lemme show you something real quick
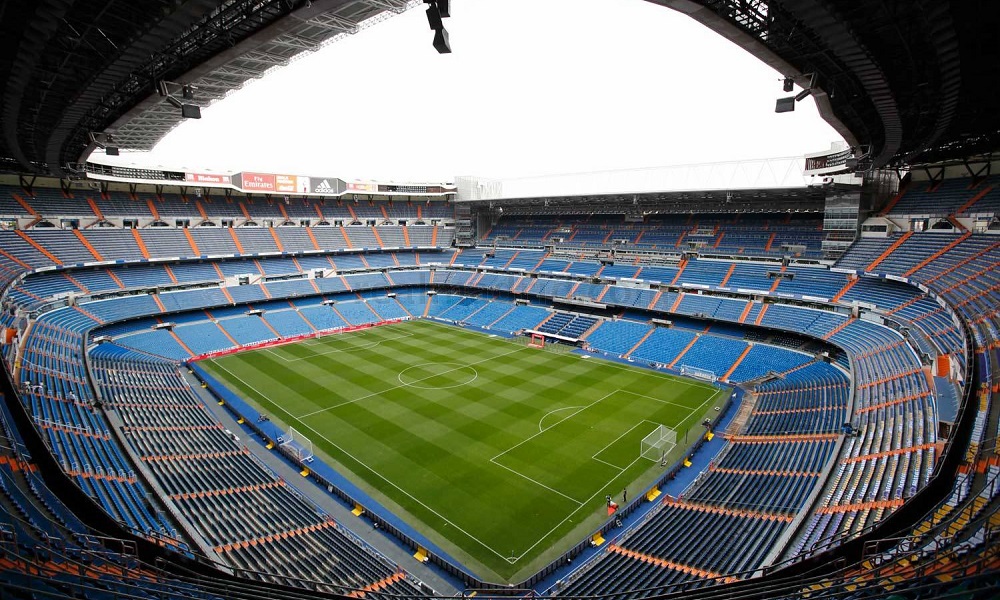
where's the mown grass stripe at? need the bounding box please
[200,319,718,580]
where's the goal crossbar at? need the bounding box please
[280,426,314,463]
[641,424,677,462]
[527,332,545,348]
[680,364,718,383]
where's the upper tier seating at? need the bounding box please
[887,175,1000,216]
[0,184,453,223]
[481,213,825,258]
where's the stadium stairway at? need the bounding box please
[3,219,996,596]
[177,367,460,595]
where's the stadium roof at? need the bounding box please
[0,0,997,177]
[458,184,832,215]
[0,0,415,176]
[661,0,1000,168]
[454,156,858,201]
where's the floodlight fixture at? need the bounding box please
[181,104,202,119]
[423,0,451,54]
[433,27,451,54]
[426,4,444,30]
[165,95,202,119]
[782,77,794,92]
[88,131,119,155]
[775,73,817,113]
[775,97,796,113]
[158,80,202,119]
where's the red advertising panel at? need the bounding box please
[241,172,276,192]
[275,174,298,193]
[185,172,231,185]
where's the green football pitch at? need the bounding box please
[200,319,722,581]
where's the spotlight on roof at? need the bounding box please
[426,4,444,29]
[775,73,817,113]
[164,95,202,119]
[181,103,202,119]
[782,77,794,93]
[158,80,202,119]
[423,0,451,54]
[432,28,451,54]
[775,97,796,113]
[88,131,119,155]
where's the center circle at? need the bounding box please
[397,362,478,389]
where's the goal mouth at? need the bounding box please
[679,364,719,383]
[641,424,678,462]
[528,332,545,349]
[279,426,315,463]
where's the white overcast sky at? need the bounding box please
[130,0,842,183]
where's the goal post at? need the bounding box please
[280,426,314,463]
[527,332,545,349]
[641,424,677,462]
[680,364,718,383]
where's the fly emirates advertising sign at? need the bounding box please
[237,172,342,195]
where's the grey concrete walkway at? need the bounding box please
[181,369,462,597]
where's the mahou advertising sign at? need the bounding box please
[185,173,231,185]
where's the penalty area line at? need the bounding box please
[298,345,527,418]
[590,419,662,471]
[208,359,519,563]
[491,389,622,463]
[263,329,415,362]
[488,458,584,506]
[512,451,651,564]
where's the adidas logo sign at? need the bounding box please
[314,179,335,193]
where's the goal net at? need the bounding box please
[680,364,718,383]
[641,424,677,462]
[279,426,314,463]
[528,333,545,349]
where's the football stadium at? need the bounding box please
[0,1,998,599]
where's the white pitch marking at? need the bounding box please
[207,359,519,562]
[491,390,622,463]
[589,419,662,470]
[488,458,584,505]
[299,345,526,417]
[397,363,479,390]
[588,355,719,392]
[211,321,730,565]
[264,329,414,362]
[537,405,582,433]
